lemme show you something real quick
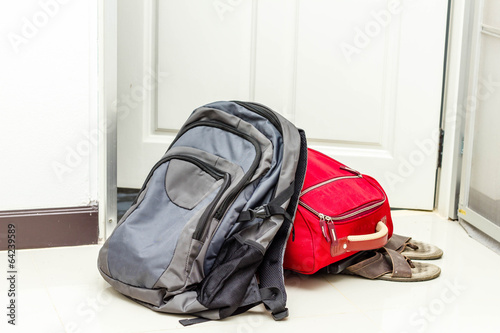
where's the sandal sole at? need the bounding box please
[341,261,441,282]
[377,261,441,282]
[401,240,443,260]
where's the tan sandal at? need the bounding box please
[386,234,443,260]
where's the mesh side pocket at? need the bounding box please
[197,234,264,319]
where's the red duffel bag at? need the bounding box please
[283,148,393,274]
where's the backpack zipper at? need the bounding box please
[132,154,225,206]
[193,173,232,241]
[233,101,283,135]
[129,152,233,241]
[168,119,262,221]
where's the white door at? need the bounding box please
[117,0,448,210]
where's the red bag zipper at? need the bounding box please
[299,171,386,244]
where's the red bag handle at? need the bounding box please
[344,221,389,251]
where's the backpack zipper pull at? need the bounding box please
[318,214,331,243]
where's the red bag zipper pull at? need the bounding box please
[339,165,361,176]
[318,214,331,243]
[325,217,338,246]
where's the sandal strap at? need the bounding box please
[344,252,392,279]
[344,248,412,279]
[385,234,413,252]
[383,248,412,278]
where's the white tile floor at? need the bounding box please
[2,210,500,333]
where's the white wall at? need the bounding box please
[0,0,99,210]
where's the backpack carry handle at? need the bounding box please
[344,221,389,251]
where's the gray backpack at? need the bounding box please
[98,101,307,324]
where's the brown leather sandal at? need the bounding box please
[386,234,443,260]
[341,247,441,282]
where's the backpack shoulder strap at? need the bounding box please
[257,129,308,320]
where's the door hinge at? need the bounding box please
[437,129,445,168]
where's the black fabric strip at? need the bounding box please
[237,181,296,223]
[269,181,295,207]
[260,287,289,321]
[178,317,212,326]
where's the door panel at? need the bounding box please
[118,0,448,209]
[156,0,253,132]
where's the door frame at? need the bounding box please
[100,0,470,240]
[457,0,500,241]
[436,0,474,220]
[98,0,118,242]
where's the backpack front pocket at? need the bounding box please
[106,154,233,289]
[166,158,226,210]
